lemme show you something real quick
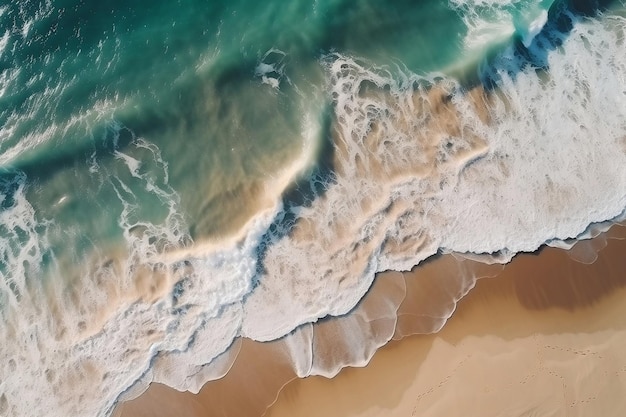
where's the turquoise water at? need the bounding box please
[1,1,626,416]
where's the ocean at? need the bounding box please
[1,0,625,416]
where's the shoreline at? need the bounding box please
[115,223,626,417]
[266,223,626,417]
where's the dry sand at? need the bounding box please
[116,224,626,417]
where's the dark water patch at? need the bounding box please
[280,104,337,209]
[249,103,337,288]
[0,172,23,210]
[479,0,621,90]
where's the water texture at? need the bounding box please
[0,1,625,416]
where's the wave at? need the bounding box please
[449,0,555,54]
[0,111,318,417]
[1,2,626,417]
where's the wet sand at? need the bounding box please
[115,223,626,417]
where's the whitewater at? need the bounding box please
[0,0,625,416]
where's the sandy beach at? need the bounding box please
[116,223,626,417]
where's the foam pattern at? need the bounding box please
[450,0,555,53]
[1,5,625,417]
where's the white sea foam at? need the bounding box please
[255,48,290,90]
[2,7,626,417]
[451,0,523,6]
[0,174,56,416]
[451,0,554,53]
[521,9,548,46]
[461,10,517,51]
[547,213,626,263]
[294,271,408,378]
[16,0,53,41]
[0,30,9,59]
[0,141,267,416]
[0,67,19,102]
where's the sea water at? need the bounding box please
[1,0,625,416]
